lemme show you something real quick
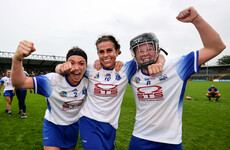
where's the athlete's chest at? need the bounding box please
[3,77,11,85]
[89,69,127,84]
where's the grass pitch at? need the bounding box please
[0,81,229,149]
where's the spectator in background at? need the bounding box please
[15,68,33,119]
[0,69,15,116]
[206,85,221,101]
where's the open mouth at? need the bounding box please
[142,58,150,62]
[72,72,81,75]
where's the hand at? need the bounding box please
[57,62,74,74]
[13,40,36,61]
[93,59,102,71]
[147,63,163,77]
[176,6,200,23]
[115,61,124,72]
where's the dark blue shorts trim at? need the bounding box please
[129,135,183,150]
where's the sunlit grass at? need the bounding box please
[0,81,229,149]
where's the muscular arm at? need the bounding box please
[11,40,35,89]
[176,7,226,66]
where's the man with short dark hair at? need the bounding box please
[206,85,221,101]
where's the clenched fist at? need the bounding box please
[13,40,36,61]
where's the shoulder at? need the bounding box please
[35,73,63,83]
[80,76,88,85]
[1,76,6,80]
[45,72,63,78]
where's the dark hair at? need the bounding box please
[66,46,87,63]
[6,69,11,72]
[95,35,121,55]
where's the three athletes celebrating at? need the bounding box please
[11,6,225,150]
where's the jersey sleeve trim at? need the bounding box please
[32,77,37,94]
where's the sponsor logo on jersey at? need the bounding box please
[62,99,84,110]
[137,85,164,101]
[134,76,140,84]
[115,73,121,81]
[94,72,99,79]
[158,74,168,81]
[94,83,118,97]
[59,91,67,97]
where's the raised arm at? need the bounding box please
[176,6,226,66]
[11,40,36,89]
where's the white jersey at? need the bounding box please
[33,73,88,125]
[130,51,200,144]
[0,76,14,93]
[80,63,135,129]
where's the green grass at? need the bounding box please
[0,81,229,149]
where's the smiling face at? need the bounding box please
[97,41,120,69]
[134,43,157,65]
[67,55,87,85]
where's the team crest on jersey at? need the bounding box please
[94,83,118,97]
[105,73,111,81]
[115,73,121,81]
[137,85,164,101]
[94,72,99,79]
[82,87,87,95]
[59,91,67,97]
[144,78,151,85]
[158,74,168,81]
[134,77,140,84]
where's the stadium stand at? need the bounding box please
[190,64,230,81]
[0,51,65,78]
[1,51,229,81]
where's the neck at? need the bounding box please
[67,75,79,86]
[141,68,149,74]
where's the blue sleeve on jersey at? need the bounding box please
[0,79,3,84]
[176,51,201,81]
[123,59,137,80]
[84,65,90,78]
[33,75,53,97]
[208,88,211,91]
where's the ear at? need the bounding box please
[116,49,120,56]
